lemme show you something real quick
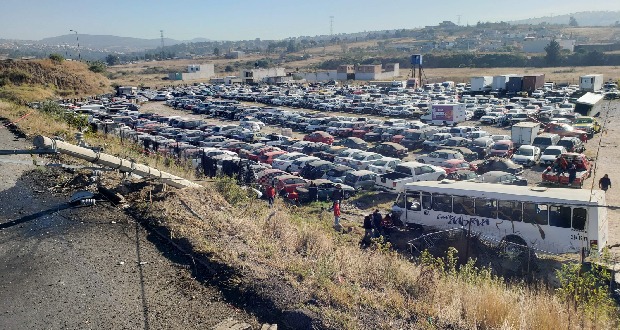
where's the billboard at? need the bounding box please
[410,54,423,65]
[432,105,454,121]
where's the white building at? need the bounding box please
[522,39,575,53]
[354,63,400,81]
[240,67,286,84]
[168,64,215,81]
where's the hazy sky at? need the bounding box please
[2,0,619,41]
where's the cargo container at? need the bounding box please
[579,74,604,92]
[522,74,545,93]
[575,92,604,116]
[470,76,493,92]
[420,103,467,126]
[492,75,514,91]
[506,76,523,93]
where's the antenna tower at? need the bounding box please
[330,16,334,36]
[160,30,165,60]
[457,15,462,25]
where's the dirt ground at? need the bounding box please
[0,123,262,329]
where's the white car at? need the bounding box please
[286,156,320,173]
[490,134,512,142]
[334,149,364,166]
[511,145,541,167]
[539,146,567,167]
[271,152,307,171]
[347,152,384,170]
[367,157,402,174]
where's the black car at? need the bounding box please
[368,142,408,159]
[476,157,524,175]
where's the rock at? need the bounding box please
[281,309,318,330]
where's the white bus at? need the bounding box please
[393,181,608,254]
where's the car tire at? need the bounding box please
[437,174,446,181]
[418,159,425,163]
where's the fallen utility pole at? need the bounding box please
[33,135,201,189]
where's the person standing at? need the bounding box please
[266,185,276,208]
[567,161,577,185]
[308,181,318,202]
[361,214,373,247]
[372,209,383,238]
[599,174,612,192]
[333,200,341,227]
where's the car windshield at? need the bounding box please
[494,144,510,150]
[353,153,369,160]
[543,149,562,155]
[445,140,458,146]
[517,148,533,156]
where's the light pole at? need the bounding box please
[69,29,80,61]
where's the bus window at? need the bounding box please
[453,196,475,215]
[572,208,587,231]
[549,205,571,228]
[475,199,497,219]
[406,192,421,211]
[432,194,452,213]
[498,200,522,222]
[421,193,432,210]
[523,203,548,225]
[394,193,406,209]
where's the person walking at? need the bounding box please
[333,200,341,227]
[266,185,276,208]
[567,161,577,185]
[599,174,612,192]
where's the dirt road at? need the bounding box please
[0,123,259,329]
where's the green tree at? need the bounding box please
[544,39,562,66]
[88,61,107,73]
[569,16,579,27]
[224,65,234,72]
[105,54,120,66]
[48,53,64,63]
[213,47,220,56]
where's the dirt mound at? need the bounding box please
[0,59,110,103]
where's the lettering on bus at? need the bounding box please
[438,214,490,227]
[570,234,588,241]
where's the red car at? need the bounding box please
[440,159,478,174]
[246,146,282,161]
[544,123,588,140]
[273,174,308,194]
[488,140,514,158]
[303,131,334,145]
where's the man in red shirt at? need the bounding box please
[266,185,276,208]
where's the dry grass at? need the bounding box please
[128,182,618,329]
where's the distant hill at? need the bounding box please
[510,10,620,26]
[38,34,210,52]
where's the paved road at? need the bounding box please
[0,123,257,329]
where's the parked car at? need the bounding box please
[367,157,402,174]
[469,137,494,159]
[511,145,541,167]
[303,131,334,144]
[347,151,384,170]
[344,170,378,191]
[274,175,308,195]
[439,159,477,174]
[557,136,585,153]
[271,152,307,171]
[544,123,587,140]
[375,162,447,192]
[539,146,567,167]
[572,116,601,138]
[476,157,524,175]
[446,170,478,181]
[368,142,408,159]
[417,149,464,166]
[422,133,453,151]
[333,137,368,150]
[287,156,321,173]
[488,140,514,158]
[532,133,561,151]
[476,171,528,186]
[324,165,356,184]
[295,179,356,202]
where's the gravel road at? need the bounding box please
[0,123,259,329]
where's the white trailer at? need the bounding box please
[492,75,514,91]
[420,103,467,126]
[511,122,540,146]
[470,76,493,92]
[579,74,604,92]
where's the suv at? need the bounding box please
[532,133,560,151]
[556,136,585,153]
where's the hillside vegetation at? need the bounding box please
[0,59,110,104]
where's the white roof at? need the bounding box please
[404,181,605,205]
[576,92,604,106]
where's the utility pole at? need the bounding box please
[457,15,462,26]
[160,30,165,61]
[69,29,80,61]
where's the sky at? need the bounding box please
[1,0,619,41]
